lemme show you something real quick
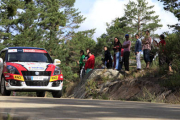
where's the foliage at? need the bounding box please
[136,87,157,102]
[164,33,180,72]
[85,79,98,96]
[124,0,162,37]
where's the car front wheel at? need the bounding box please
[1,77,11,96]
[52,90,62,98]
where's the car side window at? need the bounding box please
[0,51,6,62]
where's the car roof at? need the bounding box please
[1,47,45,52]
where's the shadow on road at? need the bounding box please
[1,96,180,120]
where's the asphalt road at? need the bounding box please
[1,96,180,120]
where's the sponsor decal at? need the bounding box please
[23,49,47,53]
[56,61,61,64]
[8,49,17,53]
[29,67,45,71]
[50,76,58,82]
[17,49,23,52]
[5,82,9,87]
[14,75,24,81]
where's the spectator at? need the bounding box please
[77,50,85,79]
[85,52,95,74]
[119,48,124,71]
[122,34,131,72]
[113,37,122,70]
[84,48,90,62]
[154,34,173,72]
[104,46,112,69]
[135,34,142,72]
[142,30,152,69]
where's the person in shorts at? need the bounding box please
[142,30,152,69]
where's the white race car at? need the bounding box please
[0,47,63,98]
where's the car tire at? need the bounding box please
[52,90,62,98]
[36,91,46,97]
[1,77,11,96]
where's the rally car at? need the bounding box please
[0,47,63,98]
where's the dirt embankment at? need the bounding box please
[71,69,180,104]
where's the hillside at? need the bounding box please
[71,69,180,104]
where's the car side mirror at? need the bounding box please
[54,59,61,65]
[0,58,3,65]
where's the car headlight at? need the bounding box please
[53,66,61,75]
[7,65,20,74]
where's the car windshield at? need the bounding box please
[7,52,53,63]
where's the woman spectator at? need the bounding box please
[113,37,122,70]
[142,30,152,69]
[154,34,173,72]
[122,34,131,72]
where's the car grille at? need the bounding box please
[21,71,51,76]
[22,71,51,86]
[25,81,49,86]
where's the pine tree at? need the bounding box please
[36,0,86,81]
[0,0,87,82]
[124,0,162,36]
[0,0,23,46]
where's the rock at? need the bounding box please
[155,90,172,103]
[166,92,180,104]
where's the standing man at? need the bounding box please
[104,46,112,69]
[135,34,142,72]
[85,52,95,74]
[142,30,152,69]
[122,34,131,72]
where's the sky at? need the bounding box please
[74,0,179,41]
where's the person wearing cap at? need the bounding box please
[122,34,131,72]
[135,34,142,72]
[142,30,152,69]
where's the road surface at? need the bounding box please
[0,96,180,120]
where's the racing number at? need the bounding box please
[50,76,58,82]
[14,75,24,81]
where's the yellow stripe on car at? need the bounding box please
[50,76,58,82]
[14,75,24,81]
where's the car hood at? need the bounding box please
[12,62,53,71]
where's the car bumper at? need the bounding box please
[5,81,63,91]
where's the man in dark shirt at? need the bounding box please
[104,46,112,69]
